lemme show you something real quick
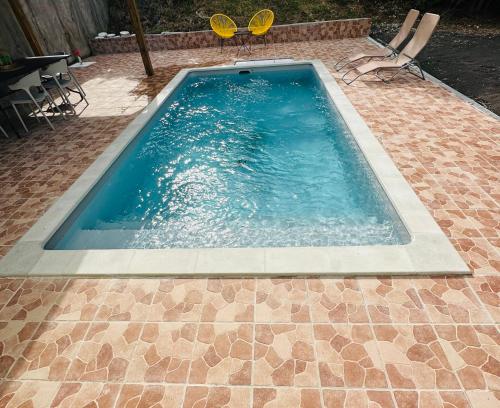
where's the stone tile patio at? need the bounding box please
[0,38,498,407]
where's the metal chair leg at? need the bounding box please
[334,56,351,71]
[409,61,425,80]
[30,104,40,122]
[43,88,66,120]
[11,103,29,133]
[69,71,86,96]
[55,85,76,114]
[0,125,8,138]
[375,68,404,83]
[341,68,368,85]
[28,94,55,130]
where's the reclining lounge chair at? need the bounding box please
[334,9,419,71]
[342,13,440,85]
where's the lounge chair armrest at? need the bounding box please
[400,52,418,63]
[386,45,398,53]
[372,36,389,47]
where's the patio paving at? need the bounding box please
[0,38,498,407]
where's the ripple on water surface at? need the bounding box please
[48,67,410,249]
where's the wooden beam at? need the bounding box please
[127,0,154,76]
[8,0,44,56]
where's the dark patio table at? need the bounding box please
[0,55,70,136]
[0,54,70,85]
[235,29,252,56]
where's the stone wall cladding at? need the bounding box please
[90,18,371,54]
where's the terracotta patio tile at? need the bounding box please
[66,322,142,382]
[359,278,429,323]
[314,324,388,388]
[127,322,196,383]
[412,185,459,210]
[322,390,395,408]
[0,278,23,311]
[393,391,470,408]
[201,278,255,322]
[434,325,499,391]
[433,209,483,239]
[7,321,89,380]
[255,278,310,323]
[451,239,500,275]
[115,384,184,407]
[50,382,120,407]
[466,277,500,323]
[466,390,500,408]
[95,279,159,321]
[184,386,251,408]
[0,321,39,378]
[0,218,37,246]
[461,209,500,239]
[147,279,205,322]
[0,381,60,408]
[0,196,27,220]
[45,279,111,321]
[307,278,369,323]
[446,186,498,211]
[0,279,67,322]
[254,388,321,408]
[413,277,492,324]
[11,196,58,220]
[254,323,318,387]
[373,324,461,389]
[189,323,253,386]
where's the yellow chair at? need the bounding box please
[210,14,238,52]
[248,9,274,46]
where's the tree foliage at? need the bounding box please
[108,0,499,33]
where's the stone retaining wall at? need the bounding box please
[90,18,371,54]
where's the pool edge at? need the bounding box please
[0,60,470,277]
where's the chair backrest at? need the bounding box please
[388,9,419,49]
[210,14,237,38]
[41,59,69,77]
[397,13,440,63]
[248,9,274,34]
[8,70,42,91]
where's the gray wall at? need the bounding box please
[0,0,109,59]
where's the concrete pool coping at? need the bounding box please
[0,60,469,277]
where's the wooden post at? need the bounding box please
[127,0,154,76]
[8,0,44,56]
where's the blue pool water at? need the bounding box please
[46,65,410,249]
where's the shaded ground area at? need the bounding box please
[372,26,500,115]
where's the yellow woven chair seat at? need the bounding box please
[210,14,237,39]
[248,9,274,36]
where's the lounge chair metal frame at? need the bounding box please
[334,43,398,72]
[341,12,439,86]
[342,52,425,85]
[334,9,419,72]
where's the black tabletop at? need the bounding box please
[0,54,69,84]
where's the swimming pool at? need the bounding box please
[0,61,468,276]
[46,65,409,250]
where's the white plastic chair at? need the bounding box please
[41,60,88,113]
[8,70,64,132]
